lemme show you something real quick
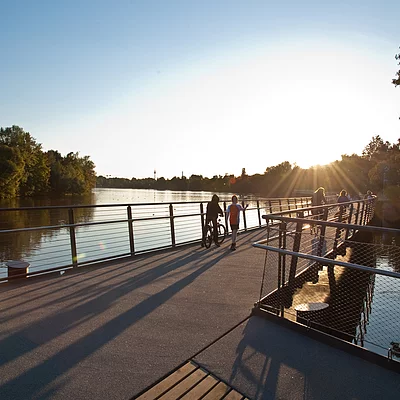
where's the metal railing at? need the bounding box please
[0,196,311,281]
[252,199,400,360]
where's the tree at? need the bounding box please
[393,47,400,86]
[46,151,96,195]
[0,126,50,196]
[362,135,390,161]
[0,145,25,198]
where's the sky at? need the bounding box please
[1,0,399,179]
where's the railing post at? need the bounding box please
[200,203,205,238]
[269,200,273,214]
[223,201,228,234]
[287,199,290,210]
[318,207,329,257]
[286,212,303,307]
[354,201,361,225]
[242,200,247,231]
[257,200,261,227]
[127,206,135,255]
[360,201,366,225]
[332,209,343,259]
[278,221,287,316]
[169,204,176,247]
[281,221,287,317]
[68,208,78,267]
[279,199,283,212]
[346,204,354,240]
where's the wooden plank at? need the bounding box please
[158,368,207,399]
[180,374,219,400]
[136,361,197,400]
[224,389,244,399]
[201,381,231,400]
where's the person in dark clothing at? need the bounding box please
[202,194,224,247]
[337,189,350,215]
[337,189,350,204]
[311,187,326,219]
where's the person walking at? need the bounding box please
[202,194,224,247]
[311,187,326,219]
[226,195,248,251]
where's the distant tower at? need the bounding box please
[154,169,157,180]
[182,171,184,179]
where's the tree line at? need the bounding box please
[97,135,400,200]
[0,126,96,199]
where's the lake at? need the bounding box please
[0,188,270,278]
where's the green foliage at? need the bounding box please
[0,144,24,198]
[0,126,96,198]
[362,135,390,161]
[46,151,96,195]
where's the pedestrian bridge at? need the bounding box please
[0,198,399,399]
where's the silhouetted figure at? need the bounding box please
[338,189,349,204]
[202,194,223,247]
[312,187,326,219]
[226,195,248,251]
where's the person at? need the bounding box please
[365,190,374,201]
[311,187,326,219]
[226,195,248,250]
[337,189,350,214]
[337,189,350,204]
[202,194,224,247]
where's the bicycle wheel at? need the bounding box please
[217,223,226,244]
[204,226,213,248]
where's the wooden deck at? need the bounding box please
[136,361,248,400]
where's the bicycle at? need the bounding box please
[204,217,226,248]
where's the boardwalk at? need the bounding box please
[0,229,270,400]
[1,227,399,400]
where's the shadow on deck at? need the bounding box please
[0,227,398,400]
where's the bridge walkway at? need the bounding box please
[0,227,398,400]
[0,228,270,399]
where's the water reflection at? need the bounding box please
[0,194,95,263]
[0,189,239,273]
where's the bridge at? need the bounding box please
[0,197,399,399]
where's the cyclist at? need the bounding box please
[202,194,224,247]
[226,195,248,250]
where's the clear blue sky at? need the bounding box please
[1,0,399,179]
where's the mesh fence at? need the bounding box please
[255,206,400,360]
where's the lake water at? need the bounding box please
[0,188,268,278]
[0,188,249,208]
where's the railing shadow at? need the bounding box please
[225,315,398,400]
[0,249,226,399]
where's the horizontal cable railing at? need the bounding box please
[252,203,400,361]
[0,197,311,281]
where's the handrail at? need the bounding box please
[262,198,368,216]
[0,196,311,212]
[252,243,400,279]
[0,196,312,281]
[262,215,400,235]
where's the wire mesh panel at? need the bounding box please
[254,208,400,361]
